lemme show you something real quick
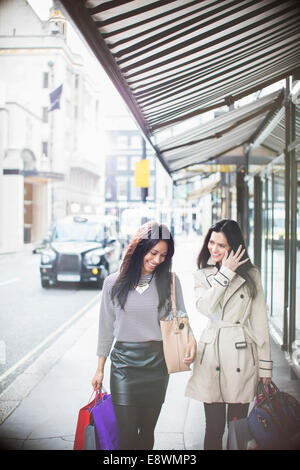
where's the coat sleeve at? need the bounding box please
[248,269,273,378]
[194,266,236,316]
[96,276,116,357]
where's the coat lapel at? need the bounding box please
[223,273,245,308]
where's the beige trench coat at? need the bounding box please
[185,260,273,404]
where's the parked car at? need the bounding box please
[32,230,52,254]
[39,215,122,288]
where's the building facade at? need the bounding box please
[100,84,173,240]
[104,128,174,240]
[0,0,105,253]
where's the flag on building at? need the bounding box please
[49,84,63,111]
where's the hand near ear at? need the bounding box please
[222,245,249,272]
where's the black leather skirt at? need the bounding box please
[110,341,169,406]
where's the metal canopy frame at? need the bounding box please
[158,89,284,174]
[59,0,300,178]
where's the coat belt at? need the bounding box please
[210,319,265,348]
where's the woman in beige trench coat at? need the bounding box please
[185,219,273,450]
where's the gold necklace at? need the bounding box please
[135,274,154,294]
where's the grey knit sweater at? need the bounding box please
[96,272,188,357]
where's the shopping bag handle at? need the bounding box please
[86,387,107,414]
[87,389,97,407]
[88,385,106,404]
[91,386,108,403]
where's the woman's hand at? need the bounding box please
[184,335,197,365]
[261,377,271,386]
[92,369,104,391]
[222,244,249,272]
[92,357,106,390]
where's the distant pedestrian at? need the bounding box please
[185,219,272,450]
[92,221,196,450]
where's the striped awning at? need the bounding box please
[158,89,284,172]
[59,0,300,175]
[258,100,300,156]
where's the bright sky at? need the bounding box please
[27,0,53,20]
[28,0,95,58]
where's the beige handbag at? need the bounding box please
[160,272,191,374]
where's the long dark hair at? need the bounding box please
[197,219,257,298]
[111,221,174,311]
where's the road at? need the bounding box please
[0,249,102,394]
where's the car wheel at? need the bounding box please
[41,279,50,288]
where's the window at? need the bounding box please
[130,178,141,200]
[148,177,155,200]
[116,177,128,200]
[116,135,128,148]
[148,156,155,171]
[22,150,36,171]
[43,72,49,88]
[130,135,142,148]
[42,141,48,157]
[65,99,72,117]
[131,156,141,171]
[42,107,48,123]
[117,156,128,171]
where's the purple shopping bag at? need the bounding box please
[91,391,119,450]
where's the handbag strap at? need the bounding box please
[170,272,177,319]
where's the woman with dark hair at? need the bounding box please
[185,219,272,450]
[92,221,196,450]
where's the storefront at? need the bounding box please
[248,96,300,377]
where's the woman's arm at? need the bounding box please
[92,356,106,390]
[194,266,236,315]
[184,334,197,365]
[92,276,116,389]
[96,277,116,357]
[194,246,247,316]
[248,269,272,383]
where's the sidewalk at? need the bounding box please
[0,236,299,451]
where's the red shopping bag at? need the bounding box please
[73,390,100,450]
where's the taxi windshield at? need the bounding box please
[52,221,105,242]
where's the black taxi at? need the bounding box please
[40,215,122,288]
